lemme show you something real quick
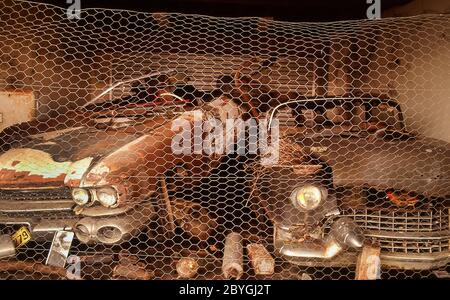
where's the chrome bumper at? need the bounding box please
[276,218,450,270]
[276,217,364,260]
[0,200,155,245]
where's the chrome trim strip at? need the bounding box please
[0,200,74,212]
[267,97,383,128]
[0,216,77,232]
[380,251,450,263]
[365,230,450,240]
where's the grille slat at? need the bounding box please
[343,208,449,233]
[376,237,449,254]
[339,207,450,254]
[0,188,72,201]
[0,188,74,214]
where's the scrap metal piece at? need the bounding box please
[77,254,115,264]
[246,243,275,276]
[222,232,244,280]
[279,217,364,260]
[113,263,153,280]
[173,199,217,241]
[0,261,73,279]
[176,257,199,279]
[113,252,153,280]
[159,175,176,235]
[432,270,450,279]
[114,252,153,280]
[46,231,74,268]
[0,235,15,259]
[118,250,140,265]
[355,245,381,280]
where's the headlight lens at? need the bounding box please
[291,185,326,210]
[71,188,90,206]
[96,187,118,207]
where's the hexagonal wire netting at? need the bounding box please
[0,0,449,280]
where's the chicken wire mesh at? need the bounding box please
[0,0,449,280]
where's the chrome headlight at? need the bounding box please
[291,185,326,211]
[71,188,90,206]
[95,187,118,208]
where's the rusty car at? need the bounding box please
[0,63,449,278]
[0,70,250,249]
[254,94,450,272]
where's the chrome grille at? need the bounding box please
[341,207,450,233]
[375,236,450,254]
[0,188,74,213]
[339,207,450,254]
[0,188,72,201]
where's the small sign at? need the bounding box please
[11,226,31,248]
[355,245,381,280]
[46,231,74,268]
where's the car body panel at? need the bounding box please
[290,135,450,198]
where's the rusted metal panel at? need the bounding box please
[299,136,450,198]
[0,91,35,132]
[81,106,235,205]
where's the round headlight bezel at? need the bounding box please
[291,185,327,211]
[95,187,119,208]
[71,188,91,206]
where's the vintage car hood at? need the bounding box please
[293,135,450,198]
[0,116,169,189]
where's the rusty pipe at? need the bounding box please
[222,232,244,279]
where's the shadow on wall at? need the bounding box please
[383,0,450,143]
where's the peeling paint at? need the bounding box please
[0,149,71,178]
[64,156,95,186]
[86,164,111,181]
[0,148,92,187]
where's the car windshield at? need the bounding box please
[82,71,200,113]
[271,98,405,136]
